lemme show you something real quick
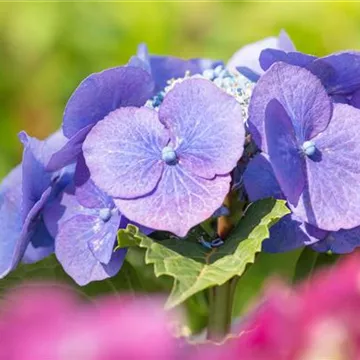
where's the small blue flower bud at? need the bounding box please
[302,140,316,157]
[203,69,215,80]
[99,208,112,222]
[211,238,224,248]
[198,237,213,250]
[162,146,177,165]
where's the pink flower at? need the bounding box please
[0,284,180,360]
[204,256,360,360]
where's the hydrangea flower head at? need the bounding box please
[44,156,127,285]
[83,78,245,236]
[248,62,360,232]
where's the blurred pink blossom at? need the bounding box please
[204,256,360,360]
[0,285,180,360]
[2,256,360,359]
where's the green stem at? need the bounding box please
[207,278,237,341]
[293,246,318,284]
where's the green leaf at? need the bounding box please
[117,198,289,308]
[0,255,148,299]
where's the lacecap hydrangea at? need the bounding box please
[2,29,360,285]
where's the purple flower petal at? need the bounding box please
[63,66,155,139]
[265,99,305,206]
[46,125,92,172]
[0,184,53,278]
[315,51,360,95]
[243,153,284,202]
[128,44,152,74]
[44,184,120,265]
[350,89,360,109]
[44,157,122,266]
[312,226,360,254]
[159,78,245,179]
[292,104,360,231]
[149,53,222,92]
[0,167,23,277]
[260,49,316,72]
[22,221,54,264]
[74,155,112,209]
[263,214,317,253]
[249,63,332,151]
[55,214,124,285]
[43,185,82,239]
[83,107,169,199]
[114,165,230,237]
[19,131,67,218]
[227,30,295,75]
[243,151,317,253]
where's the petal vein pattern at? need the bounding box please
[159,78,244,179]
[114,166,230,237]
[83,107,169,199]
[292,104,360,231]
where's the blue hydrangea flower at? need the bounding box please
[227,30,295,82]
[83,78,245,236]
[44,156,132,285]
[47,47,222,173]
[259,48,360,101]
[0,131,73,278]
[244,153,360,254]
[249,62,360,233]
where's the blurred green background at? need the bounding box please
[0,1,356,331]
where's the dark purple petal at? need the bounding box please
[63,66,155,139]
[312,226,360,254]
[19,131,67,219]
[235,67,260,82]
[159,78,245,179]
[243,153,284,202]
[115,165,230,237]
[260,49,316,72]
[315,51,360,95]
[22,221,54,264]
[265,99,305,206]
[263,214,317,253]
[228,30,295,75]
[292,104,360,231]
[83,107,169,199]
[350,89,360,109]
[249,63,332,151]
[149,54,222,92]
[46,125,92,172]
[55,214,124,285]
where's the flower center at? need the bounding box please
[302,140,316,157]
[146,65,255,121]
[162,146,177,165]
[99,208,112,222]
